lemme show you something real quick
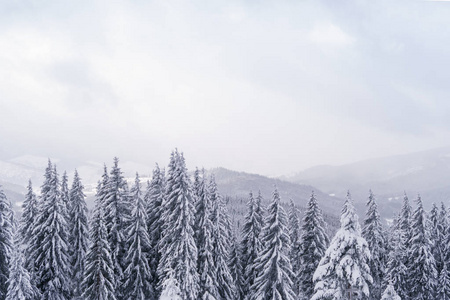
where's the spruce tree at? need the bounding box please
[19,180,38,250]
[0,186,13,299]
[82,182,116,300]
[312,192,372,300]
[25,160,53,280]
[30,165,71,299]
[437,262,450,300]
[385,234,408,299]
[103,157,131,297]
[381,283,401,300]
[194,170,218,300]
[240,192,263,299]
[251,187,296,300]
[123,173,154,300]
[297,191,329,300]
[6,230,39,300]
[145,164,165,295]
[287,199,301,293]
[429,203,446,276]
[407,196,437,300]
[229,230,244,300]
[399,193,412,271]
[68,169,89,299]
[440,203,450,300]
[362,190,387,300]
[210,175,236,300]
[60,171,70,221]
[157,150,199,300]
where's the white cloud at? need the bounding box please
[308,23,355,47]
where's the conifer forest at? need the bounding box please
[0,150,446,300]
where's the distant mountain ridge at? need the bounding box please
[284,146,450,217]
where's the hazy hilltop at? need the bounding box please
[284,146,450,217]
[210,167,341,231]
[6,148,450,223]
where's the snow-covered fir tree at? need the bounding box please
[229,229,244,300]
[407,196,437,300]
[429,203,446,276]
[145,164,166,295]
[437,261,450,300]
[362,190,387,300]
[399,193,412,277]
[122,173,154,300]
[287,199,301,294]
[5,230,39,300]
[384,232,408,299]
[82,181,116,300]
[103,157,131,298]
[68,169,89,300]
[439,202,450,300]
[194,170,218,300]
[250,187,295,300]
[30,164,71,299]
[19,180,38,251]
[240,192,263,299]
[298,191,329,300]
[192,167,202,205]
[25,161,53,279]
[157,150,199,300]
[312,192,372,300]
[160,268,182,300]
[210,175,236,300]
[60,171,70,221]
[0,186,14,299]
[381,283,401,300]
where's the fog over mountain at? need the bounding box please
[284,146,450,217]
[3,146,450,222]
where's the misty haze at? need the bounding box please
[1,1,449,300]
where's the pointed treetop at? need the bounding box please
[341,191,361,233]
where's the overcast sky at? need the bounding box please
[1,0,450,176]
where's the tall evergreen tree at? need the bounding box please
[25,160,53,280]
[240,192,264,299]
[6,230,39,300]
[385,229,408,299]
[82,182,116,300]
[103,157,131,298]
[251,187,296,300]
[145,164,165,295]
[19,180,38,250]
[210,175,236,300]
[429,203,446,276]
[193,167,202,204]
[194,170,218,300]
[229,229,244,300]
[298,191,329,300]
[407,196,437,300]
[437,261,450,300]
[68,169,89,300]
[362,190,387,300]
[30,165,71,299]
[122,173,153,300]
[0,186,14,299]
[60,171,70,220]
[287,199,301,292]
[439,203,450,300]
[157,151,199,300]
[312,192,372,300]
